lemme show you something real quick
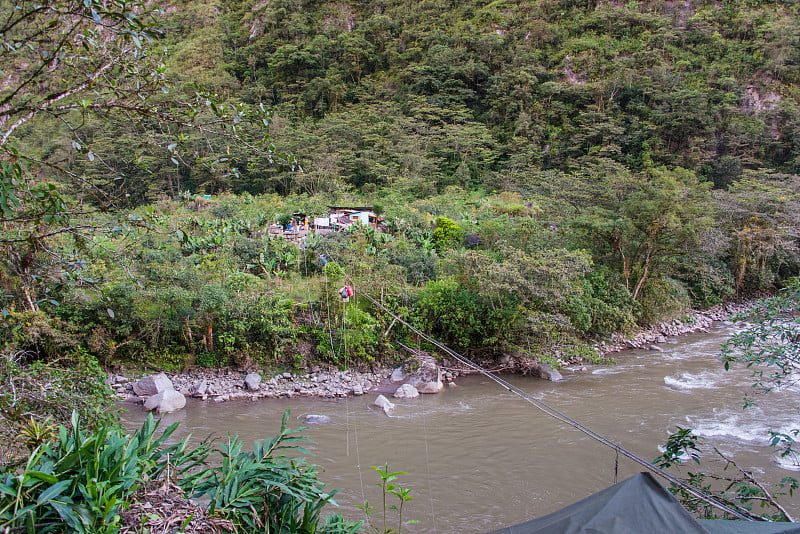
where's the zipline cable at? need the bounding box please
[320,258,368,515]
[321,247,762,522]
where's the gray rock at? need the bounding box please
[190,380,208,397]
[143,390,186,414]
[390,367,406,383]
[533,363,563,382]
[282,372,292,379]
[393,384,419,399]
[352,384,364,396]
[244,372,262,391]
[373,394,395,416]
[648,344,664,352]
[133,372,174,396]
[303,414,331,424]
[406,355,443,393]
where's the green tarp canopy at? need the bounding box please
[485,473,800,534]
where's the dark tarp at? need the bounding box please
[485,473,800,534]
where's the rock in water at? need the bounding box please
[244,372,262,391]
[406,355,443,393]
[373,395,395,416]
[649,344,664,352]
[133,372,174,396]
[144,390,186,414]
[303,414,331,424]
[532,363,563,382]
[393,383,419,399]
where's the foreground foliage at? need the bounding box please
[0,410,361,534]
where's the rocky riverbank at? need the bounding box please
[112,367,390,407]
[592,298,760,356]
[112,296,764,408]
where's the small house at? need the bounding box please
[318,206,384,230]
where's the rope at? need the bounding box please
[319,247,762,522]
[319,254,367,519]
[419,375,439,533]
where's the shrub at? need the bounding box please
[0,349,115,465]
[432,217,463,252]
[0,310,80,359]
[387,239,439,285]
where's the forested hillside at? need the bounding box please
[2,0,800,373]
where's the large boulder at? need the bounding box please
[532,363,563,382]
[393,384,419,399]
[133,372,174,396]
[244,372,262,391]
[373,395,395,416]
[144,390,186,414]
[406,354,443,393]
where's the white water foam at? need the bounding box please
[592,368,624,375]
[592,364,645,375]
[774,452,800,471]
[664,370,724,391]
[688,410,798,445]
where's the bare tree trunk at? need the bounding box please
[22,285,38,312]
[632,243,654,302]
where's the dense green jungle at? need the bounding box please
[3,0,799,371]
[2,0,800,530]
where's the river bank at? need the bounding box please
[112,296,763,405]
[593,297,760,356]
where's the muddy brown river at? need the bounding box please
[121,322,800,532]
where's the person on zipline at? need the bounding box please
[339,286,353,302]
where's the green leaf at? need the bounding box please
[27,471,59,484]
[37,479,73,505]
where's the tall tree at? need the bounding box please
[574,163,713,302]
